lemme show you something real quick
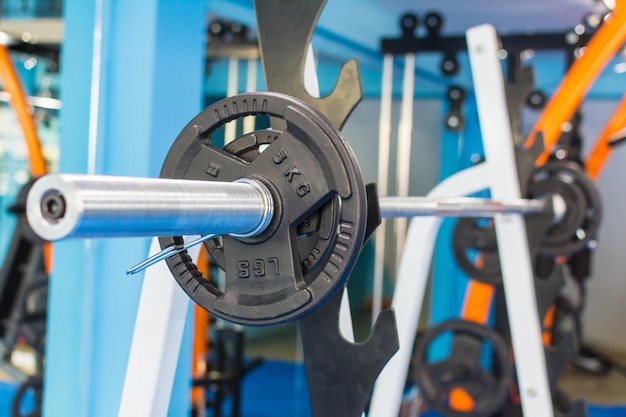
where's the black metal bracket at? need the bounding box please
[205,18,259,60]
[252,1,399,416]
[383,11,593,54]
[381,10,593,77]
[444,85,466,132]
[255,0,362,130]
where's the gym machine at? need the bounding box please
[26,91,564,414]
[369,4,624,417]
[26,21,601,417]
[18,1,617,416]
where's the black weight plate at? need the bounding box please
[207,130,341,280]
[528,176,586,248]
[414,320,513,417]
[527,160,601,256]
[159,92,367,326]
[451,218,502,284]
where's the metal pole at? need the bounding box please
[394,53,415,268]
[242,58,258,133]
[224,56,239,145]
[25,174,554,242]
[468,25,553,417]
[379,196,546,218]
[373,53,394,323]
[26,174,273,241]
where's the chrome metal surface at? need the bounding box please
[373,53,394,325]
[26,174,555,242]
[379,196,546,218]
[26,174,273,241]
[126,234,217,275]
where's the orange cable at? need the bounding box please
[0,46,47,177]
[0,45,51,273]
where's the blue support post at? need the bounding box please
[45,1,206,416]
[430,90,484,359]
[431,105,465,325]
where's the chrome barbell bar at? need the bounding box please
[26,173,557,243]
[26,174,274,241]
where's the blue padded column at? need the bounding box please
[44,1,206,416]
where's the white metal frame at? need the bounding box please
[468,24,553,417]
[366,24,554,417]
[118,238,200,417]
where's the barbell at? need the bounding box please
[24,92,592,325]
[28,174,550,242]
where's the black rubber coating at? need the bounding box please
[451,218,501,284]
[159,92,367,326]
[414,320,513,417]
[528,160,601,256]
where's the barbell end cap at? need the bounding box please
[26,174,81,242]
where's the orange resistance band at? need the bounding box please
[191,249,210,411]
[0,45,51,273]
[526,4,626,166]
